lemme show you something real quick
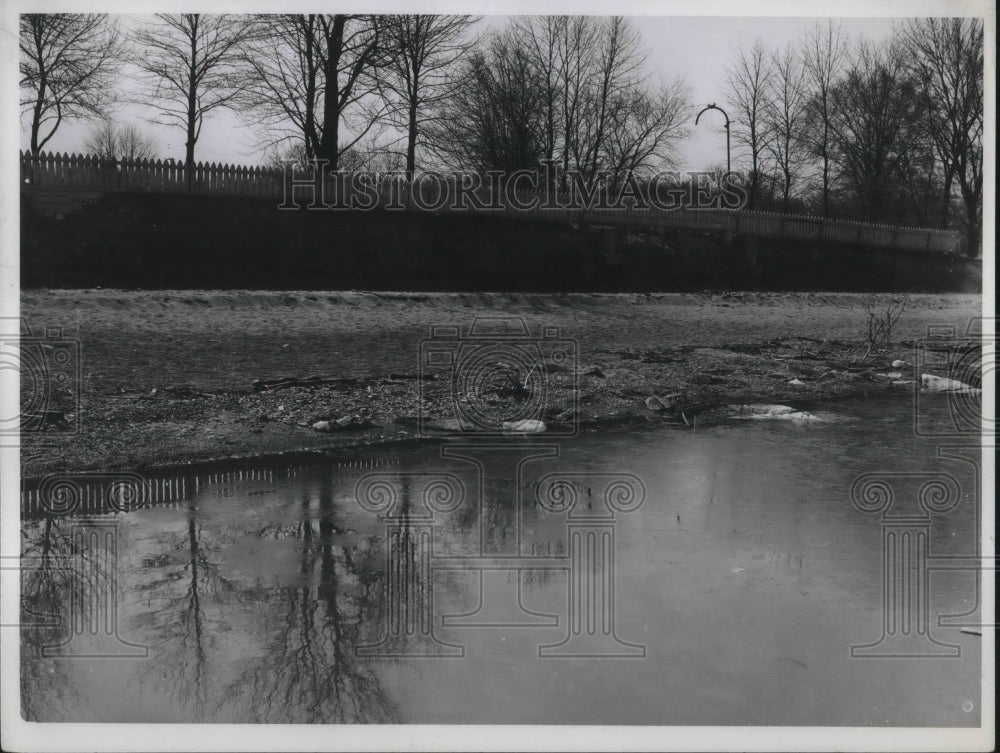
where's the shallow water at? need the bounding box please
[20,393,984,725]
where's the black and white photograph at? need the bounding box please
[0,1,994,750]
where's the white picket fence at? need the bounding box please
[20,150,963,254]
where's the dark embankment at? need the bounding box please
[21,191,981,292]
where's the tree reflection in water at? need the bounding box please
[18,461,476,723]
[133,497,239,721]
[20,516,88,721]
[220,473,398,723]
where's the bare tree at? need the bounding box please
[509,16,564,166]
[514,16,655,190]
[495,16,597,186]
[235,16,323,159]
[602,80,691,189]
[339,138,406,173]
[899,18,984,254]
[572,17,647,187]
[427,36,548,174]
[827,39,923,222]
[892,115,940,226]
[428,15,687,190]
[131,14,253,172]
[379,15,480,181]
[315,15,385,167]
[83,119,158,161]
[264,142,310,172]
[19,14,122,154]
[82,119,119,160]
[764,44,809,211]
[236,14,385,170]
[725,41,774,209]
[515,16,677,191]
[555,17,599,188]
[801,20,848,216]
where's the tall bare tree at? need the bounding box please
[572,17,646,186]
[801,20,848,216]
[19,14,122,154]
[505,16,598,187]
[764,44,809,211]
[427,36,548,174]
[379,15,480,181]
[235,16,323,160]
[236,14,385,170]
[601,81,690,189]
[132,14,253,172]
[555,17,599,188]
[899,18,984,254]
[508,16,564,166]
[316,15,385,166]
[519,16,677,190]
[827,39,923,222]
[428,16,687,189]
[726,41,774,209]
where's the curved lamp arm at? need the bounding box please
[695,103,732,175]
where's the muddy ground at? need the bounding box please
[19,290,981,477]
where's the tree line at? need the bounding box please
[19,14,984,247]
[725,19,982,250]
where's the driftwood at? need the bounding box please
[384,373,438,383]
[251,375,362,391]
[253,373,439,391]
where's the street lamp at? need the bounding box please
[695,103,731,175]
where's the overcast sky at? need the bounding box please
[17,15,902,171]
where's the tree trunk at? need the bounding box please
[940,168,953,229]
[185,20,198,191]
[960,183,981,258]
[405,86,418,182]
[316,16,346,171]
[821,153,829,217]
[30,75,49,155]
[30,115,42,155]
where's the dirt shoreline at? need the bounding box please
[20,290,981,478]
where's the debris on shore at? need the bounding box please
[920,374,981,393]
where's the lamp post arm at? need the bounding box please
[694,103,732,175]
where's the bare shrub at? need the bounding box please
[858,297,908,361]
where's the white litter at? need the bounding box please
[725,404,823,422]
[920,374,981,394]
[501,419,547,433]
